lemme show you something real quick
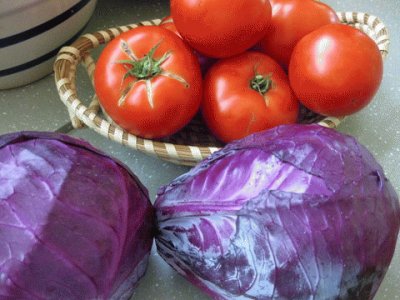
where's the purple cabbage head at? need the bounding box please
[155,124,400,300]
[0,132,154,299]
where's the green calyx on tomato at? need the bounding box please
[116,39,189,108]
[250,73,273,96]
[118,41,169,80]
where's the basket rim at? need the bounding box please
[53,11,390,166]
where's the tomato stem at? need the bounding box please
[115,39,190,108]
[250,74,272,95]
[117,41,170,80]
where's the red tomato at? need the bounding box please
[170,0,272,58]
[159,15,216,75]
[259,0,339,69]
[94,26,202,139]
[289,24,383,117]
[202,52,299,143]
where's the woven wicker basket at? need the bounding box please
[54,12,389,166]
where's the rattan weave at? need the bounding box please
[54,12,389,166]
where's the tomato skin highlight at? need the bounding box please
[94,26,202,139]
[202,52,299,143]
[259,0,339,70]
[170,0,272,58]
[289,24,383,117]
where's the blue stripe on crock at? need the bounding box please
[0,24,88,77]
[0,0,92,48]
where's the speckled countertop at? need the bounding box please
[0,0,399,299]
